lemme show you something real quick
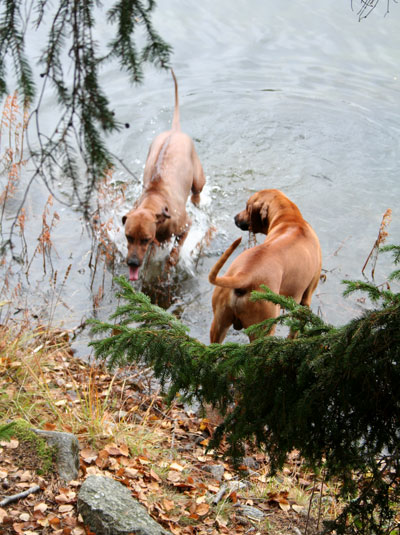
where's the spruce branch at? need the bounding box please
[89,254,400,534]
[0,0,171,222]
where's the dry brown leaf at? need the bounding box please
[59,504,74,513]
[36,518,49,527]
[150,469,161,482]
[33,502,48,513]
[81,449,97,464]
[162,498,175,512]
[124,467,138,478]
[229,491,238,504]
[169,462,184,472]
[292,504,305,513]
[95,450,109,468]
[12,523,24,534]
[20,470,33,482]
[0,507,9,523]
[104,444,124,457]
[55,490,76,504]
[43,423,57,431]
[196,503,210,516]
[1,438,19,449]
[167,470,181,483]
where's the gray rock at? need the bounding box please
[33,429,79,481]
[203,463,225,481]
[237,504,265,521]
[78,475,171,535]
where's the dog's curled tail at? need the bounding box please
[171,68,180,131]
[209,237,242,287]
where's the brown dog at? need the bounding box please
[209,189,322,343]
[122,70,205,281]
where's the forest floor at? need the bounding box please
[0,324,341,535]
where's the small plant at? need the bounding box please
[0,419,56,475]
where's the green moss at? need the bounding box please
[0,419,56,475]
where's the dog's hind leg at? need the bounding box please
[190,149,205,206]
[210,288,235,344]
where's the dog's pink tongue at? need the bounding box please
[129,266,139,281]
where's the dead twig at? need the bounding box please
[0,484,41,506]
[212,483,228,505]
[361,209,391,280]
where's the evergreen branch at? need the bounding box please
[388,269,400,282]
[342,279,383,301]
[1,0,171,219]
[89,256,400,533]
[380,244,400,264]
[249,285,328,336]
[0,0,35,105]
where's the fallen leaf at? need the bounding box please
[59,504,74,513]
[43,423,57,431]
[12,523,24,535]
[292,504,305,513]
[279,501,291,512]
[169,462,184,472]
[167,470,181,483]
[80,448,97,464]
[104,444,124,456]
[33,502,48,513]
[1,439,19,449]
[163,498,175,512]
[196,503,210,516]
[0,508,9,523]
[150,469,161,482]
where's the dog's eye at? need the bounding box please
[126,236,133,244]
[141,238,150,245]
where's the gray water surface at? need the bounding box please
[1,0,399,355]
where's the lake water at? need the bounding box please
[1,0,399,356]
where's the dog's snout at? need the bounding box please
[234,214,249,231]
[127,256,140,268]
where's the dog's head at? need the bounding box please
[122,206,170,281]
[234,190,276,235]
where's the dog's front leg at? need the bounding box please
[166,223,191,270]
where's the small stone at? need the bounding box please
[33,429,79,481]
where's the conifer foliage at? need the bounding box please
[90,245,400,534]
[0,0,171,214]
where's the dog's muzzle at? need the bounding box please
[234,214,249,231]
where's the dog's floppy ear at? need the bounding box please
[260,202,269,224]
[156,206,171,224]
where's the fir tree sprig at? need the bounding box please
[247,285,329,338]
[89,246,400,534]
[0,1,172,217]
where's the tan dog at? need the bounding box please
[209,189,322,343]
[122,70,205,281]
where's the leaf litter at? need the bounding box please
[0,328,340,534]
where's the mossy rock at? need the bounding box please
[0,419,56,475]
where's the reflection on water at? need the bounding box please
[1,0,399,357]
